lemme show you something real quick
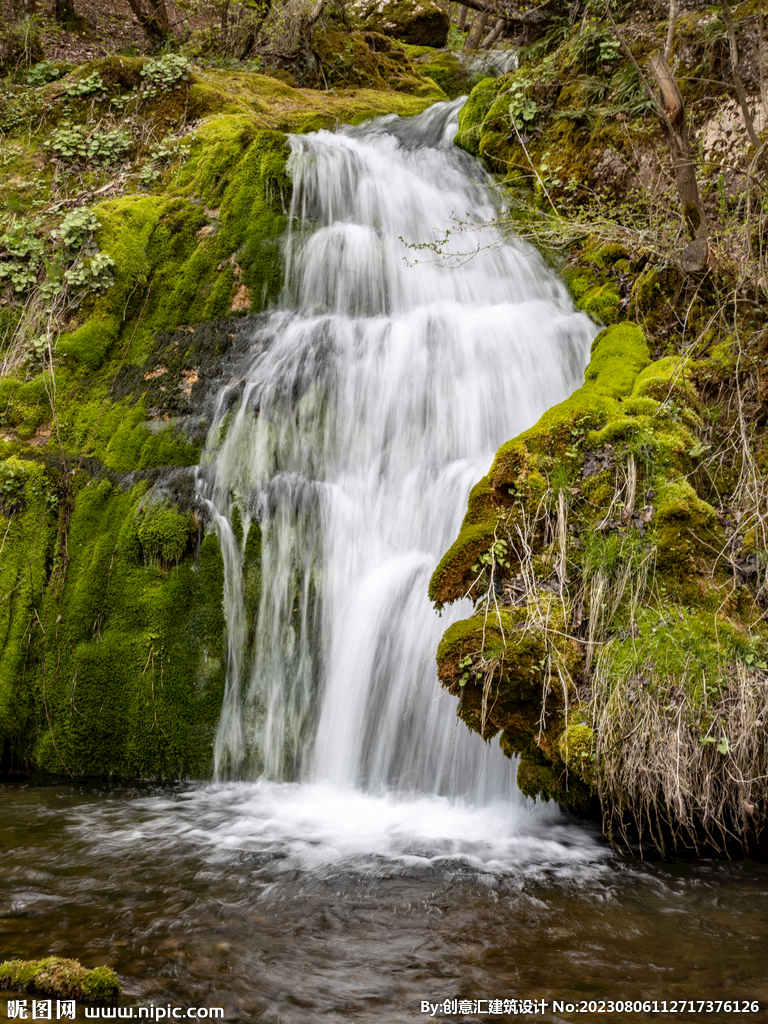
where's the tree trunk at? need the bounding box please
[648,55,709,245]
[482,17,504,47]
[54,0,77,30]
[456,4,468,30]
[126,0,173,46]
[464,9,489,48]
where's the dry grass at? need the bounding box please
[593,655,768,855]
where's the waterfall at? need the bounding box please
[198,98,595,800]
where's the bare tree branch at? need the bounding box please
[719,0,768,174]
[664,0,678,64]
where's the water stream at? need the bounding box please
[5,101,768,1022]
[198,97,594,793]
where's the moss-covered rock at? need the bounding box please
[406,49,478,99]
[0,958,120,1002]
[430,319,768,850]
[350,0,450,47]
[311,24,437,91]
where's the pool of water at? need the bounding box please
[2,781,768,1023]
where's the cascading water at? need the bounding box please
[198,97,595,800]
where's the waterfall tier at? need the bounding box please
[198,98,595,799]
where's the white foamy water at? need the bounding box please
[68,782,608,882]
[197,98,596,817]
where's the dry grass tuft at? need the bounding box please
[593,655,768,855]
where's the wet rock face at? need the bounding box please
[351,0,450,48]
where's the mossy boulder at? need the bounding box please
[350,0,450,47]
[454,75,507,158]
[406,49,477,99]
[430,323,652,609]
[311,24,436,91]
[0,958,120,1002]
[430,320,767,847]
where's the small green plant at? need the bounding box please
[64,71,107,99]
[138,136,191,187]
[0,461,26,506]
[471,538,511,575]
[539,157,563,190]
[25,60,61,86]
[458,655,473,686]
[598,37,620,63]
[64,251,115,294]
[700,734,730,755]
[0,207,114,303]
[0,221,44,294]
[140,54,192,98]
[523,17,571,61]
[609,64,655,119]
[46,125,131,166]
[25,334,48,369]
[507,78,538,131]
[51,208,99,251]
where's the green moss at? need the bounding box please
[53,123,291,372]
[137,500,193,563]
[437,608,530,672]
[57,195,165,369]
[558,721,595,785]
[0,958,120,1002]
[583,323,649,397]
[516,747,592,808]
[455,76,507,156]
[630,264,684,335]
[414,51,476,99]
[429,521,497,609]
[352,0,450,48]
[563,267,600,304]
[0,458,55,749]
[608,608,760,698]
[582,281,621,325]
[632,355,698,407]
[0,465,226,778]
[654,478,723,583]
[582,241,631,268]
[74,55,145,90]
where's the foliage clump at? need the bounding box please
[140,53,192,98]
[64,71,107,99]
[137,499,194,564]
[46,125,132,166]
